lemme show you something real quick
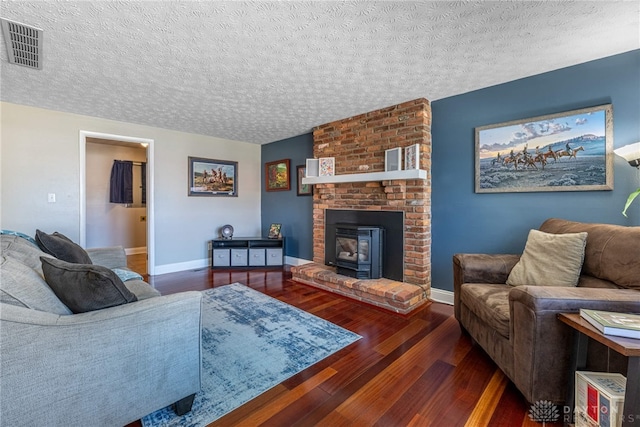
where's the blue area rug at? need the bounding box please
[142,282,361,427]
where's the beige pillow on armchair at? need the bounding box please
[506,229,588,287]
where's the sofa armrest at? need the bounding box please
[0,291,203,426]
[453,253,520,320]
[508,286,640,403]
[86,245,128,268]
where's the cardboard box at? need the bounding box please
[575,371,626,427]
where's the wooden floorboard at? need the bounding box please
[126,261,562,427]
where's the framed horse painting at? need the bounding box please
[188,157,238,196]
[475,104,613,193]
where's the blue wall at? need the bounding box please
[431,50,640,291]
[261,133,314,260]
[263,50,639,291]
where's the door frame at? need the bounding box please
[79,130,155,275]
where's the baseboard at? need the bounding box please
[152,258,209,275]
[125,246,147,255]
[152,257,305,276]
[430,288,454,305]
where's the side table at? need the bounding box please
[558,312,640,426]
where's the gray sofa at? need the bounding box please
[453,218,640,405]
[0,234,202,426]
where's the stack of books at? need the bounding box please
[580,309,640,339]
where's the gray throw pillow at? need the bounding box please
[35,230,93,264]
[40,257,137,313]
[506,229,588,287]
[1,256,72,315]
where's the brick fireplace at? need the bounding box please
[291,98,432,314]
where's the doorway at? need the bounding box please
[79,131,155,275]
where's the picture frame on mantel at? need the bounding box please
[265,159,291,191]
[319,157,335,176]
[385,147,402,171]
[404,144,420,170]
[188,157,238,197]
[475,104,613,193]
[305,158,319,177]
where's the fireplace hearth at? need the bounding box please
[335,224,383,279]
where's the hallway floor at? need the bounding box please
[126,253,147,276]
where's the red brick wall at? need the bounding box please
[311,98,431,288]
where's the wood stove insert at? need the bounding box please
[334,224,383,280]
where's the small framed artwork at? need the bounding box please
[265,159,291,191]
[188,157,238,197]
[297,165,312,196]
[475,104,613,193]
[405,144,420,170]
[268,223,282,239]
[385,147,402,171]
[319,157,335,176]
[305,158,319,177]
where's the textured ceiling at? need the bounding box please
[1,1,638,145]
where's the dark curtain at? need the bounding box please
[141,162,147,205]
[109,160,133,204]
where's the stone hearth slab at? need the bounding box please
[291,263,430,315]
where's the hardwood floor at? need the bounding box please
[127,253,147,276]
[126,260,561,427]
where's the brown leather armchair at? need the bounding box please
[453,218,640,405]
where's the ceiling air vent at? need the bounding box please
[1,18,43,70]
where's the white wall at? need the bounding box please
[1,102,262,273]
[86,141,147,250]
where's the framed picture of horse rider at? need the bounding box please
[475,104,613,193]
[188,157,238,196]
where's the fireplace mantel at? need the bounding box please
[302,168,427,185]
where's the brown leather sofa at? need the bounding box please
[453,218,640,405]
